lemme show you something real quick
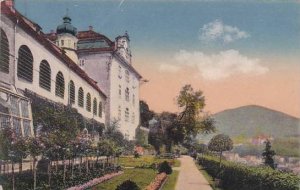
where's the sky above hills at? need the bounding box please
[15,0,300,117]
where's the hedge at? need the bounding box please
[198,155,300,190]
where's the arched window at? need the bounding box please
[0,29,9,73]
[125,70,130,82]
[93,98,97,115]
[55,71,65,98]
[39,60,51,91]
[86,93,91,112]
[125,108,129,122]
[17,45,33,82]
[125,88,129,101]
[99,102,103,118]
[78,87,84,107]
[69,80,75,104]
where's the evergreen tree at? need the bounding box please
[262,140,276,169]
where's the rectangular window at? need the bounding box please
[61,40,64,46]
[119,85,122,98]
[21,100,29,118]
[23,120,31,137]
[10,96,20,116]
[12,117,22,137]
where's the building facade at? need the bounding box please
[0,1,106,136]
[76,30,142,140]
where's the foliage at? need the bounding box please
[262,140,276,169]
[272,137,300,157]
[0,127,14,160]
[208,134,233,153]
[135,127,149,147]
[198,155,300,190]
[140,100,155,128]
[118,155,180,168]
[158,161,172,175]
[116,179,140,190]
[0,163,121,190]
[177,85,216,138]
[148,122,164,155]
[96,168,156,190]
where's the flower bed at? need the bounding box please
[67,171,124,190]
[145,172,168,190]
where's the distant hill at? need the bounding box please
[198,105,300,142]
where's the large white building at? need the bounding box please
[1,0,143,140]
[0,0,106,136]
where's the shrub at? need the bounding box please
[158,161,172,175]
[198,155,300,190]
[116,180,140,190]
[134,150,140,158]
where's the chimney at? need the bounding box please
[89,26,93,31]
[5,0,14,9]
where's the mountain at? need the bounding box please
[199,105,300,142]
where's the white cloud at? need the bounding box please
[199,20,249,43]
[159,49,269,80]
[159,63,181,73]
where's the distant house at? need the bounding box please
[251,134,274,145]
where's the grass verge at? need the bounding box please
[92,168,156,190]
[118,155,181,167]
[162,170,179,190]
[196,164,223,190]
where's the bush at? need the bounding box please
[198,155,300,190]
[134,150,140,158]
[158,161,172,175]
[116,180,140,190]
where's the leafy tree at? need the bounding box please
[262,140,276,169]
[26,137,44,190]
[208,134,233,167]
[140,100,155,128]
[148,120,164,155]
[177,85,216,142]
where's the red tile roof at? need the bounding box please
[1,2,106,98]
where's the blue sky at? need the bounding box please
[14,0,300,116]
[15,0,300,58]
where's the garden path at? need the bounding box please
[175,155,212,190]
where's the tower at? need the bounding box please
[56,14,78,64]
[116,31,131,64]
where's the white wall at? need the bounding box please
[1,15,106,124]
[78,52,140,140]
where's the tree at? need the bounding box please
[262,140,276,169]
[208,134,233,167]
[148,120,164,155]
[140,100,155,128]
[177,85,216,141]
[26,137,44,190]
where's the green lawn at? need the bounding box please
[162,170,179,190]
[92,168,157,190]
[118,155,181,168]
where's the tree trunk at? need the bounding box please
[48,161,52,188]
[19,161,22,173]
[85,157,89,173]
[33,157,37,190]
[219,151,222,168]
[71,158,74,178]
[63,156,66,185]
[79,157,82,175]
[12,162,15,190]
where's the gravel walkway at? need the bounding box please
[175,155,213,190]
